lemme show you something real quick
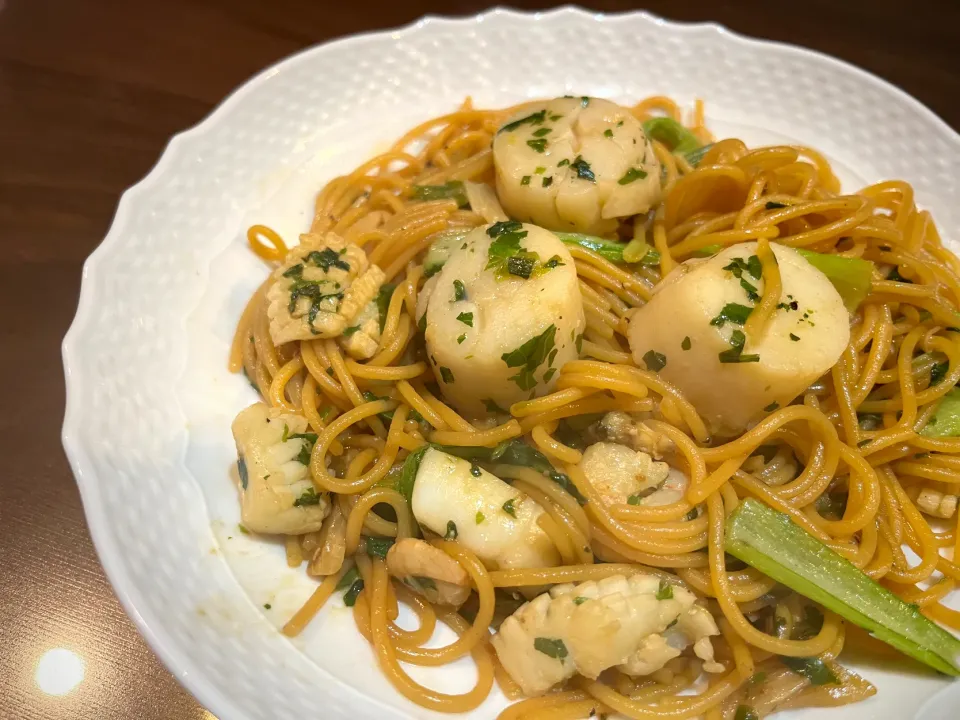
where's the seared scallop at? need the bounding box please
[417,222,584,417]
[493,96,661,235]
[627,242,850,436]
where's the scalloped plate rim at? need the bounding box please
[61,6,960,720]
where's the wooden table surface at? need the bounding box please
[2,1,958,718]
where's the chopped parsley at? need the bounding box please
[930,361,949,386]
[484,398,507,414]
[376,283,396,332]
[470,464,482,477]
[765,201,787,209]
[532,127,552,137]
[681,336,692,351]
[789,333,800,341]
[627,485,660,504]
[533,637,568,659]
[780,656,839,685]
[342,325,360,337]
[557,158,570,167]
[263,603,271,610]
[502,325,557,390]
[237,457,248,490]
[287,280,343,323]
[305,247,350,272]
[439,366,455,383]
[453,279,466,301]
[293,487,322,507]
[486,221,541,280]
[618,167,648,185]
[520,175,531,186]
[527,138,548,153]
[502,498,518,517]
[764,401,780,412]
[656,580,674,600]
[506,254,537,278]
[740,278,760,302]
[542,176,553,188]
[444,520,458,540]
[710,303,753,327]
[580,96,590,107]
[603,128,614,138]
[718,329,760,364]
[570,155,595,182]
[476,511,485,524]
[735,706,759,720]
[724,255,762,281]
[544,255,564,269]
[417,312,427,332]
[499,109,547,133]
[457,334,466,344]
[534,166,546,174]
[642,349,667,371]
[365,536,394,559]
[342,577,364,607]
[573,596,588,605]
[282,263,304,279]
[456,312,474,327]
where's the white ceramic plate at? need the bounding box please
[62,7,960,720]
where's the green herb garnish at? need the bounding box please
[502,325,557,390]
[710,303,753,327]
[293,487,322,507]
[570,155,595,182]
[642,349,667,371]
[499,109,547,133]
[719,329,760,364]
[533,637,568,659]
[365,536,394,559]
[618,167,648,185]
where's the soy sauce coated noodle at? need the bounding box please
[230,96,960,717]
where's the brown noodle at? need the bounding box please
[230,96,960,717]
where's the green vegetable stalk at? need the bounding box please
[921,388,960,438]
[797,250,873,312]
[642,117,701,155]
[641,117,711,167]
[726,498,960,675]
[553,232,629,264]
[411,181,469,208]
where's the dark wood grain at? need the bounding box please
[1,1,957,718]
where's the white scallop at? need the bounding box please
[493,96,662,235]
[627,242,850,436]
[418,223,584,417]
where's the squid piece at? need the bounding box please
[266,232,385,345]
[385,538,471,606]
[491,574,722,696]
[578,441,670,506]
[231,402,329,535]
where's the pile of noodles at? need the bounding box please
[229,96,960,719]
